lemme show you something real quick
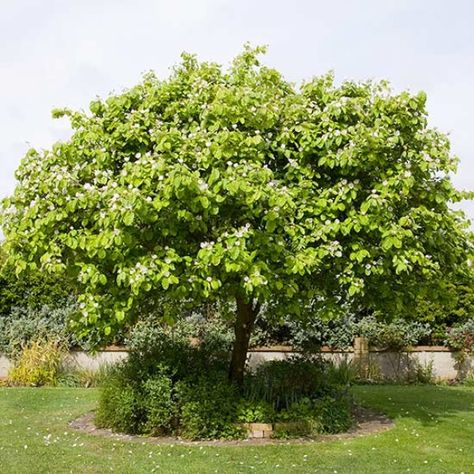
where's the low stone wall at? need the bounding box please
[1,346,472,381]
[247,346,473,381]
[67,349,128,371]
[0,355,11,377]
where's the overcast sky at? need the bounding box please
[1,0,473,223]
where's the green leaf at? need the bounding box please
[200,196,210,209]
[123,211,134,226]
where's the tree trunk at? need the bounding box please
[228,295,259,388]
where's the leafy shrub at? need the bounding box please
[176,374,242,440]
[464,371,474,387]
[97,337,353,440]
[445,319,474,353]
[313,395,353,433]
[277,396,315,422]
[0,253,72,316]
[235,399,275,423]
[357,317,432,350]
[275,393,352,435]
[143,375,175,435]
[96,369,145,434]
[253,313,434,351]
[8,339,65,386]
[97,330,238,439]
[244,356,347,411]
[288,316,357,351]
[0,300,78,359]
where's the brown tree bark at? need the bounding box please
[228,295,259,388]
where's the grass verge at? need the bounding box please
[0,385,473,473]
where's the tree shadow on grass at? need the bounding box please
[353,385,474,427]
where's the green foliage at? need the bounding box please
[8,339,65,386]
[326,357,358,386]
[96,374,144,434]
[0,244,73,315]
[274,394,352,435]
[57,364,113,388]
[235,399,275,423]
[244,356,346,411]
[445,319,474,353]
[1,45,471,347]
[411,279,474,327]
[409,361,436,385]
[286,315,357,351]
[96,332,239,439]
[464,372,474,387]
[254,314,433,351]
[176,374,243,440]
[356,316,432,350]
[313,395,353,434]
[127,308,234,354]
[142,375,176,435]
[0,299,79,358]
[97,336,353,439]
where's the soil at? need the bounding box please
[69,405,394,446]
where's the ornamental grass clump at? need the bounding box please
[8,339,65,387]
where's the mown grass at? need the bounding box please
[0,385,473,473]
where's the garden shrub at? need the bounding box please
[244,357,342,410]
[143,375,176,435]
[0,299,78,358]
[97,338,353,440]
[235,399,275,423]
[445,319,474,353]
[125,308,234,353]
[96,369,145,434]
[287,316,357,351]
[464,371,474,387]
[253,313,435,351]
[176,374,242,440]
[409,360,436,385]
[326,357,358,386]
[8,339,65,386]
[274,393,352,435]
[445,320,474,380]
[96,330,238,439]
[356,317,432,350]
[313,395,353,433]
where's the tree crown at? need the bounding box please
[1,45,472,341]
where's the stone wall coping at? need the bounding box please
[70,345,128,353]
[368,345,452,353]
[66,344,455,354]
[60,345,455,355]
[249,345,454,353]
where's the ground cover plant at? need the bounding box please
[1,45,472,390]
[0,385,473,473]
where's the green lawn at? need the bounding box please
[0,385,473,473]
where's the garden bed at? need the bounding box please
[69,405,393,446]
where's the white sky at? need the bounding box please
[0,0,473,223]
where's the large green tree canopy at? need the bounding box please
[1,46,472,382]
